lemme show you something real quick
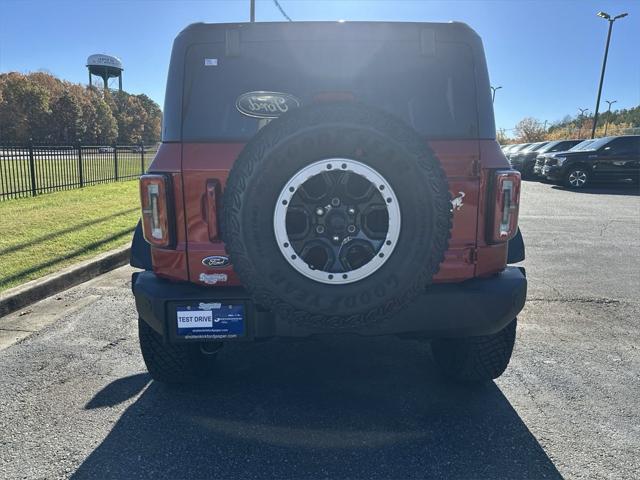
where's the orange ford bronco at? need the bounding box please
[130,21,526,384]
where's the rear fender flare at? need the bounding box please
[507,227,525,264]
[130,220,152,270]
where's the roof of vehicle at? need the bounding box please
[536,139,582,153]
[177,20,482,42]
[163,21,496,141]
[518,141,548,154]
[571,135,640,152]
[509,143,531,153]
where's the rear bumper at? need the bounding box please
[133,267,527,341]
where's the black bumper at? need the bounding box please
[133,267,527,341]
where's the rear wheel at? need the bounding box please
[138,318,213,384]
[431,318,517,383]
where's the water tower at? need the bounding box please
[86,54,123,92]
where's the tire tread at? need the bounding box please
[138,319,205,384]
[431,318,517,383]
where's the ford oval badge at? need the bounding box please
[236,91,301,119]
[202,256,230,268]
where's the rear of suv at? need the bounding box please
[130,21,526,385]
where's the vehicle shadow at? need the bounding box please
[73,337,562,479]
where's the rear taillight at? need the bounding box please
[140,174,173,248]
[490,170,521,243]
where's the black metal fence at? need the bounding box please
[0,144,158,200]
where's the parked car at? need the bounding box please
[540,139,598,174]
[509,141,549,177]
[543,135,640,188]
[532,139,584,177]
[130,21,526,385]
[501,144,521,154]
[504,143,531,165]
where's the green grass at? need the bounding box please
[0,181,140,292]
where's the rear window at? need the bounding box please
[522,142,547,153]
[550,140,581,152]
[182,40,478,141]
[537,141,560,153]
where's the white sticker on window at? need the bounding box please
[204,58,218,66]
[177,310,213,329]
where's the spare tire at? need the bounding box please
[222,103,451,328]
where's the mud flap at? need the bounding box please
[507,227,525,264]
[130,220,152,270]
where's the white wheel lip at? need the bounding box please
[273,158,401,285]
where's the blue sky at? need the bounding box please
[1,0,638,132]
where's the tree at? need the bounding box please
[50,88,83,142]
[107,91,149,144]
[0,71,162,144]
[496,128,512,145]
[135,94,162,144]
[541,105,639,141]
[83,87,117,144]
[514,117,546,142]
[0,73,51,142]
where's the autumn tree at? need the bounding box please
[106,91,160,144]
[134,94,162,144]
[514,117,546,142]
[496,128,513,145]
[84,88,118,144]
[50,88,82,142]
[0,73,51,142]
[0,72,161,144]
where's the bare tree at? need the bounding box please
[514,117,546,142]
[496,128,512,145]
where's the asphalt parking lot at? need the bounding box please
[1,180,639,479]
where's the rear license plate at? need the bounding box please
[176,302,245,339]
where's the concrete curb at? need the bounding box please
[0,245,130,318]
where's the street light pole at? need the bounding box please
[250,0,255,22]
[591,11,628,139]
[578,108,589,137]
[604,99,617,136]
[491,85,502,104]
